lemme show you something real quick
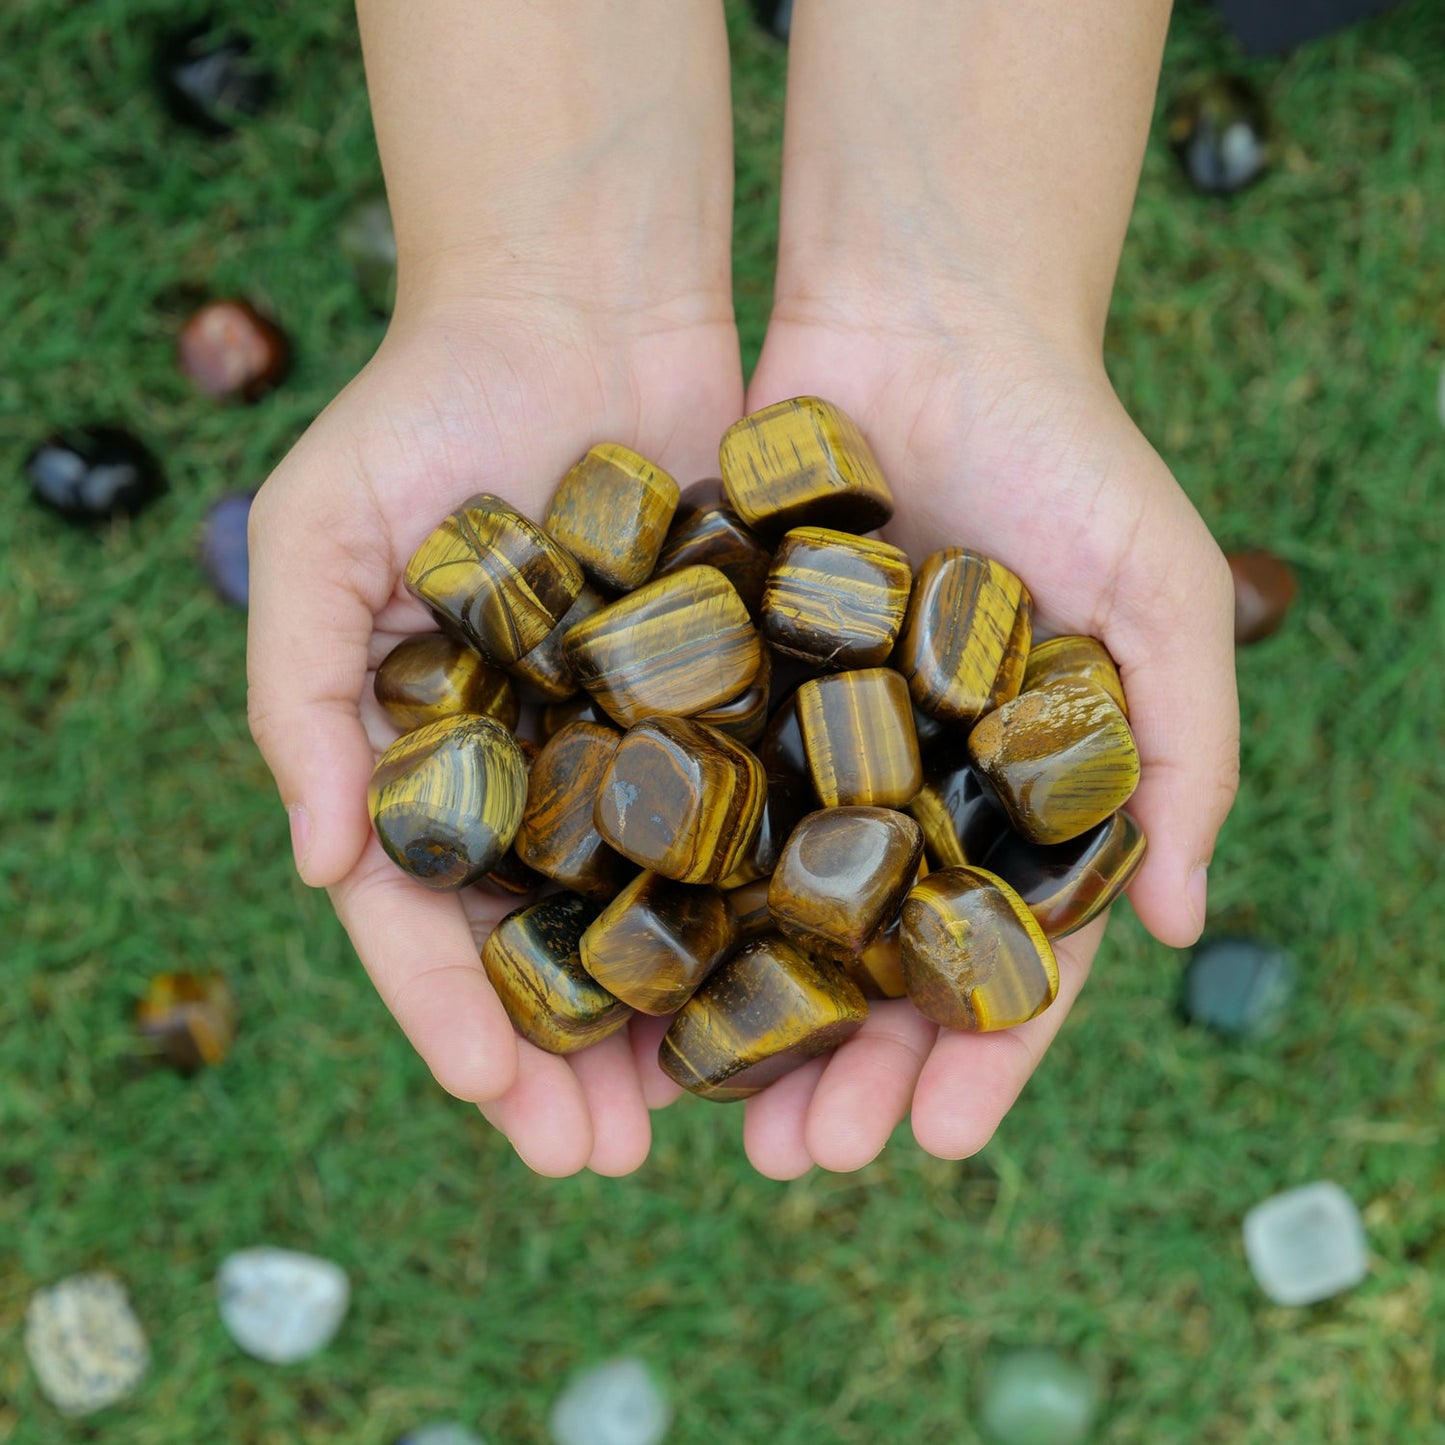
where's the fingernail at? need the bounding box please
[287,804,312,879]
[1188,864,1209,935]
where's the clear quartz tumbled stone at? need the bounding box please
[549,1357,672,1445]
[1242,1181,1368,1306]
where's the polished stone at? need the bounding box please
[338,195,396,316]
[982,811,1146,939]
[177,299,290,402]
[539,693,610,739]
[1227,548,1298,645]
[509,584,608,703]
[549,1357,672,1445]
[515,721,634,901]
[659,935,868,1100]
[901,866,1059,1031]
[1243,1182,1368,1306]
[717,773,812,888]
[1167,76,1271,196]
[969,679,1139,845]
[769,806,923,958]
[25,1273,149,1417]
[723,876,775,941]
[719,395,894,537]
[894,548,1032,724]
[581,872,736,1015]
[368,715,529,890]
[594,715,766,884]
[26,427,165,521]
[545,444,679,592]
[978,1348,1098,1445]
[761,526,912,668]
[1022,634,1128,717]
[842,915,908,1000]
[216,1248,349,1365]
[906,753,1009,868]
[758,687,812,785]
[398,1426,486,1445]
[374,633,519,734]
[563,564,762,728]
[651,478,772,619]
[405,492,584,664]
[692,646,771,746]
[796,667,922,808]
[484,737,547,895]
[199,491,253,606]
[1181,936,1298,1040]
[481,893,629,1054]
[135,970,237,1073]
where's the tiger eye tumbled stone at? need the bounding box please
[769,806,924,958]
[1022,635,1128,718]
[761,526,912,668]
[374,633,519,734]
[906,754,1009,868]
[135,971,237,1072]
[693,648,770,746]
[580,872,736,1015]
[404,493,584,664]
[901,867,1059,1031]
[758,688,811,785]
[563,565,762,728]
[484,738,546,895]
[844,917,908,1000]
[982,811,1146,939]
[719,396,894,537]
[724,877,775,941]
[538,693,609,739]
[969,679,1140,845]
[481,893,630,1054]
[594,715,766,884]
[796,667,922,808]
[652,479,772,618]
[544,444,680,592]
[515,722,635,900]
[895,549,1033,724]
[368,715,528,890]
[659,935,869,1101]
[507,583,608,703]
[718,774,813,889]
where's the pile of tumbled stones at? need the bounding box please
[367,397,1145,1101]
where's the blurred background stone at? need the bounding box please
[25,1273,149,1417]
[549,1357,672,1445]
[1243,1181,1369,1305]
[216,1247,350,1364]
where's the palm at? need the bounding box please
[248,303,743,1176]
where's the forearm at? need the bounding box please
[357,0,735,319]
[775,0,1171,353]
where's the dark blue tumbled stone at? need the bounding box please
[200,492,254,607]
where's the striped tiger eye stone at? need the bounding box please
[508,583,608,704]
[136,971,236,1072]
[982,810,1146,939]
[538,693,609,739]
[758,688,811,785]
[723,876,775,942]
[901,867,1059,1031]
[769,806,924,958]
[717,774,813,889]
[1022,635,1128,718]
[969,679,1140,845]
[580,873,736,1015]
[374,633,519,734]
[719,396,894,537]
[515,721,635,901]
[404,492,584,664]
[796,667,922,808]
[652,478,772,618]
[843,917,908,1000]
[483,737,546,895]
[594,715,766,884]
[693,647,770,746]
[544,443,680,592]
[905,754,1009,869]
[368,714,528,890]
[481,893,630,1054]
[761,526,912,668]
[658,935,869,1101]
[894,549,1033,724]
[562,565,763,728]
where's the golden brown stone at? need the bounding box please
[718,396,894,537]
[716,774,813,889]
[1022,635,1128,717]
[514,721,635,900]
[968,679,1140,845]
[842,918,908,1001]
[901,866,1059,1031]
[692,647,771,746]
[481,893,630,1054]
[544,443,680,592]
[508,584,608,704]
[894,549,1033,724]
[594,715,766,884]
[651,478,772,618]
[580,872,736,1015]
[374,633,519,734]
[905,754,1009,869]
[723,877,775,942]
[368,714,528,890]
[135,971,236,1072]
[758,688,812,784]
[1227,548,1298,645]
[658,935,869,1101]
[796,667,922,808]
[538,694,609,739]
[562,564,762,728]
[404,492,584,664]
[483,737,546,895]
[761,526,912,668]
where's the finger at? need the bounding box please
[910,918,1100,1160]
[566,1029,653,1177]
[803,1002,939,1173]
[742,1057,828,1180]
[331,840,519,1102]
[247,473,394,888]
[630,1013,685,1110]
[479,1041,594,1178]
[1108,521,1240,949]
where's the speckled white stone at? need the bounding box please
[216,1247,349,1364]
[25,1272,149,1416]
[1243,1181,1368,1306]
[549,1357,671,1445]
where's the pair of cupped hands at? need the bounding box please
[246,258,1239,1179]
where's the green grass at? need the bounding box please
[2,1,1443,1441]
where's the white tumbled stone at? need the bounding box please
[1243,1181,1368,1306]
[216,1246,350,1364]
[25,1272,149,1417]
[549,1357,671,1445]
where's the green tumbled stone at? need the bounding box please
[978,1348,1098,1445]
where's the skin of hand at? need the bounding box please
[734,0,1240,1180]
[246,1,739,1178]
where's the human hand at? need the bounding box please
[246,296,742,1176]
